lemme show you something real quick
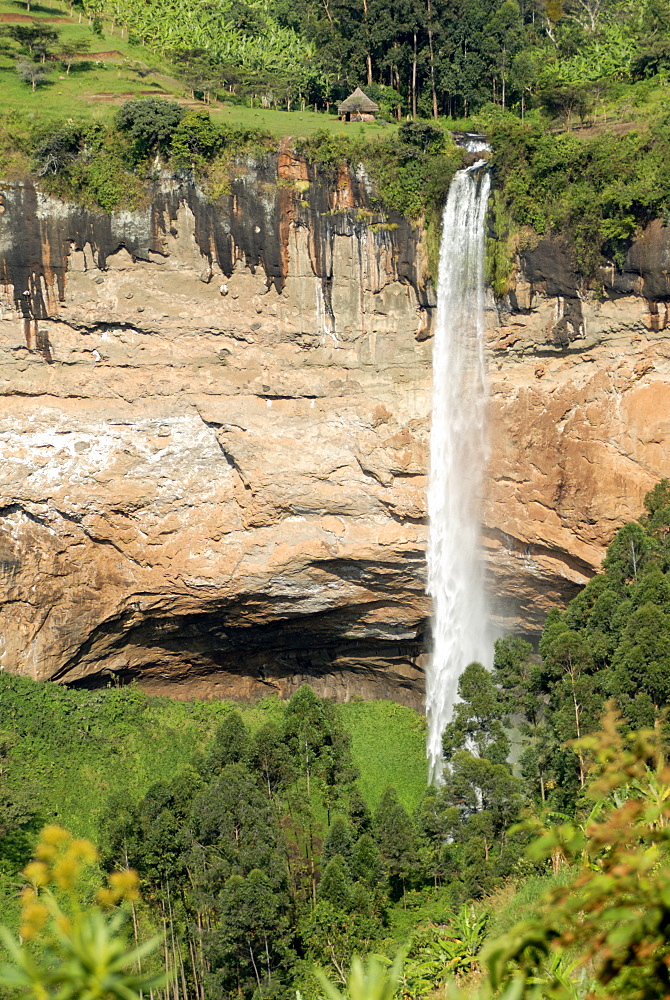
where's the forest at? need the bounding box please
[3,0,670,119]
[2,482,670,1000]
[51,0,670,120]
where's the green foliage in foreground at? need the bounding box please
[324,716,670,1000]
[0,825,164,1000]
[6,716,670,1000]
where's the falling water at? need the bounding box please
[425,161,491,784]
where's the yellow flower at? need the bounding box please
[24,862,50,887]
[19,901,48,941]
[40,825,70,847]
[96,887,115,908]
[71,838,98,864]
[53,855,79,890]
[34,842,59,862]
[109,869,140,901]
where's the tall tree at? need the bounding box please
[373,787,419,898]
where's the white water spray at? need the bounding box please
[425,161,491,784]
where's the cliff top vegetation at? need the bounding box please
[3,0,670,281]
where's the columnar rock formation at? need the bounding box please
[1,156,669,700]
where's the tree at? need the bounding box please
[610,600,670,727]
[348,789,372,834]
[323,818,354,865]
[16,60,48,91]
[206,709,249,774]
[33,124,83,175]
[476,713,670,1000]
[58,38,89,74]
[602,520,654,586]
[249,721,295,800]
[301,901,383,985]
[207,869,293,999]
[350,833,383,887]
[5,24,59,61]
[191,763,284,893]
[442,662,510,766]
[422,658,523,896]
[116,97,185,155]
[643,479,670,562]
[493,636,541,725]
[373,787,419,898]
[319,854,355,909]
[539,621,601,787]
[282,685,355,802]
[101,768,201,901]
[485,0,523,108]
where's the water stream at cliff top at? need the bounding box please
[425,161,492,784]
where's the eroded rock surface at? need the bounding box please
[1,160,670,700]
[487,230,670,630]
[0,157,432,704]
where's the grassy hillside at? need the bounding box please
[339,700,428,812]
[0,0,394,138]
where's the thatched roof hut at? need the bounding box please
[337,87,379,121]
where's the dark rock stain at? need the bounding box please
[0,156,430,351]
[519,236,585,347]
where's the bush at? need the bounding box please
[116,97,185,156]
[397,120,445,152]
[488,113,670,279]
[32,123,83,176]
[170,110,226,166]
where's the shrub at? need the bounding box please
[32,123,83,176]
[170,110,226,167]
[116,97,185,156]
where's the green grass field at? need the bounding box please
[339,700,428,812]
[0,0,396,139]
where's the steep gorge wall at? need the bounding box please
[1,154,669,701]
[487,230,670,630]
[0,153,432,705]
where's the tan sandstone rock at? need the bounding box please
[1,165,669,702]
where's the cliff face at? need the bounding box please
[0,154,432,705]
[487,230,670,630]
[1,156,669,701]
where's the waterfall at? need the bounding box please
[425,161,491,784]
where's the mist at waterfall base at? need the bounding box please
[425,162,492,785]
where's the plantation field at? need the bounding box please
[0,0,396,138]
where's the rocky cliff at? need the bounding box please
[1,154,669,702]
[487,229,670,630]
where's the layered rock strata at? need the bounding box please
[1,156,670,699]
[0,154,432,704]
[487,230,670,630]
